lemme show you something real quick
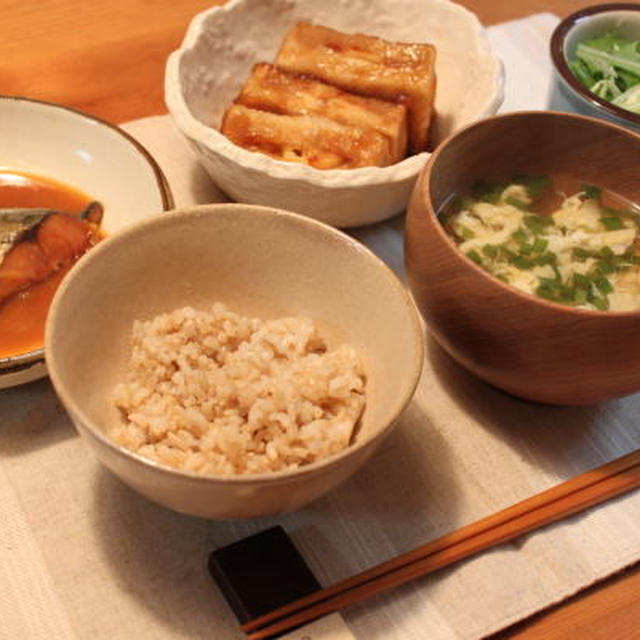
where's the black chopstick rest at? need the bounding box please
[209,525,321,625]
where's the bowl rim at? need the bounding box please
[0,94,175,373]
[550,3,640,127]
[164,0,505,188]
[46,202,425,486]
[421,108,640,318]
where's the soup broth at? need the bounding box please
[440,175,640,312]
[0,171,102,358]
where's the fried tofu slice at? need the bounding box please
[275,22,436,153]
[221,104,393,169]
[236,63,408,163]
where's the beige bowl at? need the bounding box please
[164,0,504,227]
[46,204,423,519]
[405,111,640,405]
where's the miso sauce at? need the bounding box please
[0,171,97,358]
[0,170,90,212]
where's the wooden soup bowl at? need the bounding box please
[405,111,640,405]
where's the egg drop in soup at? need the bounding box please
[440,175,640,312]
[0,171,103,358]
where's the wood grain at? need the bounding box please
[497,564,640,640]
[0,0,587,124]
[0,1,637,638]
[0,0,217,122]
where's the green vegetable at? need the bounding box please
[505,196,530,211]
[512,175,550,199]
[591,246,640,274]
[612,84,640,113]
[535,252,557,267]
[597,260,616,274]
[471,180,505,204]
[499,246,517,260]
[601,216,624,230]
[455,224,475,240]
[531,237,548,254]
[573,273,591,289]
[569,59,597,89]
[573,287,588,305]
[511,228,528,244]
[593,275,614,294]
[617,67,640,91]
[570,33,640,115]
[590,295,610,311]
[466,250,483,265]
[582,184,601,199]
[573,247,592,260]
[451,195,475,212]
[535,278,575,305]
[524,215,553,234]
[511,255,535,270]
[603,206,640,230]
[482,244,499,259]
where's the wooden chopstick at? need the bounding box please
[243,449,640,639]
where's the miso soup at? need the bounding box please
[439,175,640,311]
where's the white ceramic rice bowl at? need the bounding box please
[165,0,504,227]
[46,204,425,519]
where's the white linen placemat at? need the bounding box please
[2,13,639,640]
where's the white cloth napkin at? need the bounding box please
[2,13,639,640]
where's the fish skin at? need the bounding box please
[0,212,96,305]
[0,209,50,262]
[37,212,92,268]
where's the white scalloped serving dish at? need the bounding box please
[165,0,504,227]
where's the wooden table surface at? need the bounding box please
[2,1,638,638]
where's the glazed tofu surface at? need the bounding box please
[275,21,436,153]
[221,104,393,169]
[236,63,408,163]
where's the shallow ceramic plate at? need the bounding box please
[0,96,173,389]
[165,0,504,227]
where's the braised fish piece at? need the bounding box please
[0,202,103,305]
[221,104,393,169]
[275,22,437,153]
[236,63,408,163]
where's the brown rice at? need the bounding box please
[111,303,366,475]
